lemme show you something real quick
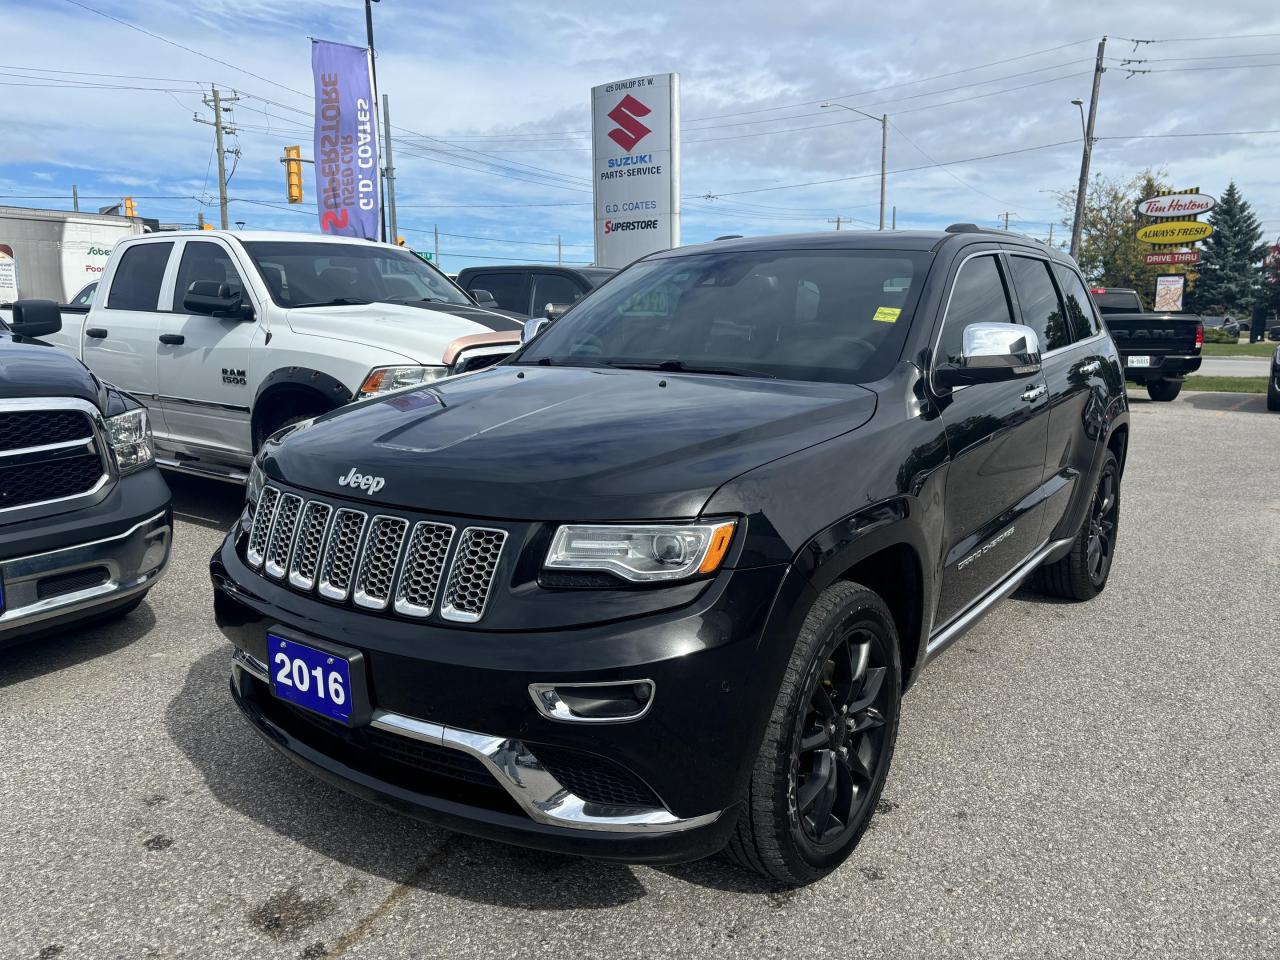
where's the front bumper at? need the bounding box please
[1123,354,1202,381]
[213,533,792,863]
[0,469,172,642]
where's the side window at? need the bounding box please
[937,254,1014,366]
[1053,263,1102,339]
[530,273,583,314]
[106,242,173,311]
[465,272,524,312]
[71,282,97,307]
[1008,255,1072,352]
[172,241,245,311]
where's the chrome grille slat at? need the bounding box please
[264,493,303,579]
[440,527,507,623]
[288,501,334,590]
[353,516,410,610]
[317,508,369,601]
[393,521,456,618]
[246,486,281,569]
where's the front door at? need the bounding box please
[154,239,260,462]
[934,251,1051,626]
[86,239,173,433]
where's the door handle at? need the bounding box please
[1020,384,1047,403]
[158,334,185,346]
[85,328,108,339]
[1079,360,1101,375]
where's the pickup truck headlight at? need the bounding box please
[105,408,154,475]
[545,521,736,583]
[358,365,447,397]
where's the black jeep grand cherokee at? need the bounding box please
[213,227,1129,885]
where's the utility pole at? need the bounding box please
[1070,37,1107,259]
[433,224,439,266]
[557,235,562,264]
[1047,223,1054,247]
[998,212,1017,230]
[382,93,398,243]
[827,216,843,231]
[72,185,79,212]
[194,84,240,229]
[365,0,388,243]
[892,206,897,229]
[877,114,887,231]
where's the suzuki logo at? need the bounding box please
[338,467,385,495]
[607,94,652,153]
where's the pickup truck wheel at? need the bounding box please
[1033,449,1120,601]
[727,581,901,885]
[1145,378,1182,401]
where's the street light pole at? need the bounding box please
[1069,36,1107,260]
[365,0,388,243]
[821,103,887,230]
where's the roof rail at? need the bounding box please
[713,234,744,241]
[945,223,982,233]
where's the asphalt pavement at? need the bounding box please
[2,391,1277,960]
[1198,356,1271,378]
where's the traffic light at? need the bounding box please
[284,145,303,204]
[201,222,215,230]
[123,196,137,218]
[396,236,407,246]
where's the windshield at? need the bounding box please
[516,249,930,384]
[243,241,471,308]
[1092,290,1143,314]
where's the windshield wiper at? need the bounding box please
[289,297,373,308]
[531,356,610,367]
[605,359,771,379]
[389,296,452,305]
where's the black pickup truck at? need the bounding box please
[1090,287,1203,401]
[213,227,1129,885]
[0,300,171,647]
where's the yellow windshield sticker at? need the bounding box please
[873,306,901,323]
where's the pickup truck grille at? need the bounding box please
[246,485,507,624]
[0,404,106,511]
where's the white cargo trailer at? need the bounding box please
[0,206,144,304]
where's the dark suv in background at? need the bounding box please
[214,226,1128,885]
[457,264,616,318]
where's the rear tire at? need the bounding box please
[1267,375,1280,411]
[1146,378,1182,401]
[726,581,901,885]
[1033,449,1120,601]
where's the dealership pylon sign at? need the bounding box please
[311,40,381,240]
[591,73,680,268]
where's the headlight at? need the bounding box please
[545,520,737,583]
[105,408,154,475]
[358,365,447,397]
[240,458,265,534]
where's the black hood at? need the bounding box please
[396,300,523,332]
[265,366,877,521]
[0,334,103,405]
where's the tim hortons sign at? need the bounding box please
[1135,192,1216,219]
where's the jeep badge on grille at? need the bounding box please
[338,468,386,495]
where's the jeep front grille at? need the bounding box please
[246,486,504,623]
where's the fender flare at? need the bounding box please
[254,366,354,410]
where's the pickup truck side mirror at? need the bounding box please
[935,322,1042,387]
[471,288,498,306]
[543,302,571,322]
[521,317,552,343]
[184,280,248,319]
[8,299,62,338]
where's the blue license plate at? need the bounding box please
[268,634,353,724]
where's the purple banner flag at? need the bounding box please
[311,40,380,239]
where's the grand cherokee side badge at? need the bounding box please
[338,468,385,495]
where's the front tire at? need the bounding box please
[1033,449,1120,601]
[1146,378,1182,401]
[1267,374,1280,411]
[727,582,901,885]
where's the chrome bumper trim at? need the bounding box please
[0,511,170,632]
[233,650,720,835]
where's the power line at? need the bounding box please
[887,118,1011,207]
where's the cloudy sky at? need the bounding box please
[3,0,1279,269]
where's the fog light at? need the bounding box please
[529,681,655,723]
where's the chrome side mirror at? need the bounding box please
[936,322,1041,387]
[521,317,551,343]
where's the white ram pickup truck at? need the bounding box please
[17,230,522,482]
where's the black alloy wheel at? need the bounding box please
[1086,460,1119,588]
[791,626,890,852]
[728,582,901,885]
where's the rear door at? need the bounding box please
[933,250,1051,626]
[1006,253,1097,543]
[154,238,260,460]
[87,239,173,428]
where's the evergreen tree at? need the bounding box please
[1185,181,1267,315]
